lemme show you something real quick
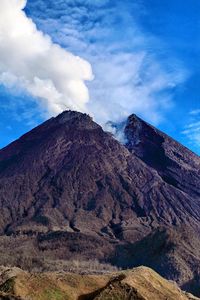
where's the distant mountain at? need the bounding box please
[0,111,199,295]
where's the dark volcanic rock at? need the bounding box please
[125,114,200,198]
[0,111,199,236]
[0,110,199,294]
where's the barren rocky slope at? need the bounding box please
[125,114,200,199]
[0,111,199,237]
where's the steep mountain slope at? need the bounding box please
[0,266,198,300]
[0,110,199,294]
[0,111,199,237]
[125,114,200,199]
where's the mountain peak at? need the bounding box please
[56,110,91,123]
[54,110,100,130]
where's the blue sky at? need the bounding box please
[0,0,199,155]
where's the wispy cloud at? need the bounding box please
[0,0,189,130]
[190,109,200,116]
[26,0,188,126]
[182,110,200,148]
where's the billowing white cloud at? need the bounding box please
[0,0,93,116]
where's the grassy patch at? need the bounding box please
[42,288,67,300]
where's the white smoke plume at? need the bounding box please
[0,0,93,116]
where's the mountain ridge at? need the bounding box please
[0,266,198,300]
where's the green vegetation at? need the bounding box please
[42,288,66,300]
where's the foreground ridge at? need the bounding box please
[0,266,198,300]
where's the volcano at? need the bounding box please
[0,111,199,295]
